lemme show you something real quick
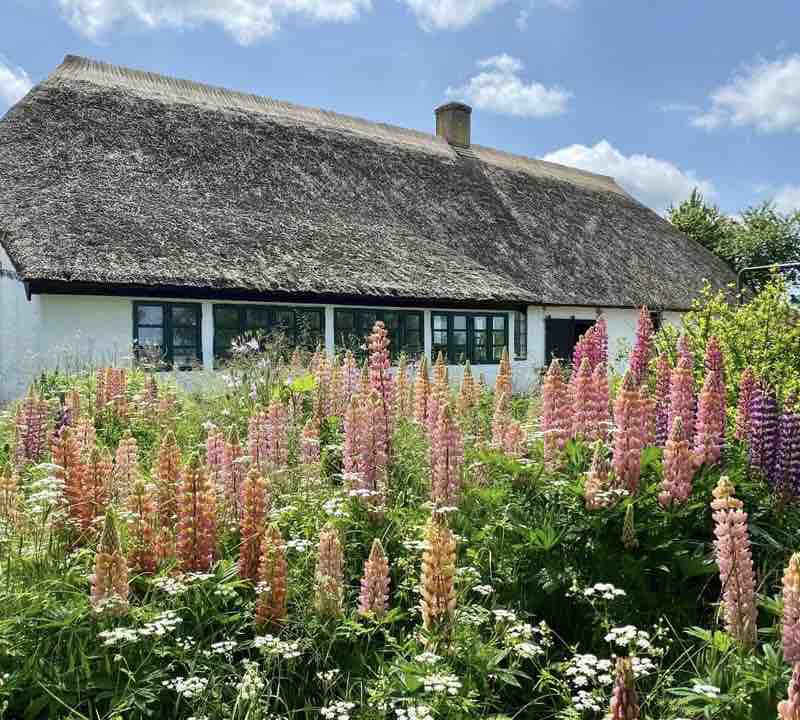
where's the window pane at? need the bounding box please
[173,327,197,348]
[215,307,240,329]
[473,316,487,331]
[493,315,507,331]
[433,330,448,345]
[359,311,378,336]
[138,327,163,346]
[172,306,198,327]
[473,332,489,363]
[453,330,467,347]
[433,315,447,331]
[336,311,354,333]
[245,307,270,330]
[453,315,467,331]
[137,305,163,326]
[405,330,422,349]
[493,346,504,361]
[273,309,294,330]
[406,314,421,331]
[215,329,239,355]
[493,331,506,347]
[297,310,322,332]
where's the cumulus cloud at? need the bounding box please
[401,0,506,31]
[542,140,714,214]
[693,54,800,133]
[774,185,800,214]
[0,61,32,108]
[446,54,570,118]
[58,0,371,44]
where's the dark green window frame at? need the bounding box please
[514,310,528,360]
[334,308,424,359]
[133,302,202,370]
[213,304,325,358]
[431,312,509,365]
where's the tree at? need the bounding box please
[667,189,733,255]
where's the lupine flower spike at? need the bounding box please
[658,418,695,508]
[239,468,269,582]
[779,664,800,720]
[608,657,639,720]
[426,352,449,438]
[358,538,391,619]
[622,504,638,550]
[541,359,572,470]
[710,476,757,646]
[591,362,611,441]
[368,321,395,443]
[175,456,217,573]
[776,396,800,499]
[458,361,477,417]
[629,306,653,386]
[694,337,726,467]
[749,381,779,484]
[83,447,112,531]
[155,431,181,525]
[612,372,645,494]
[127,480,158,575]
[315,522,344,618]
[301,416,321,467]
[571,358,595,441]
[654,354,672,447]
[638,386,656,448]
[735,367,756,442]
[783,553,800,663]
[667,336,695,444]
[14,389,48,466]
[255,524,288,625]
[495,348,512,402]
[420,514,456,638]
[584,441,613,510]
[395,354,411,419]
[430,403,464,509]
[413,356,431,426]
[53,427,86,527]
[491,391,512,449]
[90,510,129,616]
[112,431,139,502]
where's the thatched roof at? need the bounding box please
[0,55,734,310]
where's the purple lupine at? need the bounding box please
[749,381,780,485]
[776,398,800,498]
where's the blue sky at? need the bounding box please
[1,0,799,215]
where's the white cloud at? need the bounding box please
[0,61,32,107]
[515,9,529,30]
[542,139,714,213]
[446,54,570,118]
[401,0,505,31]
[58,0,371,45]
[774,185,800,214]
[693,54,800,133]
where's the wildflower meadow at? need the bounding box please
[0,278,799,720]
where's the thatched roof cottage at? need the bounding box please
[0,55,734,398]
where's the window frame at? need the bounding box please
[430,311,510,365]
[132,301,202,370]
[213,304,326,359]
[514,310,528,360]
[334,308,424,359]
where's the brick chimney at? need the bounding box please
[435,102,472,148]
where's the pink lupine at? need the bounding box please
[14,389,48,466]
[83,447,112,531]
[654,354,672,447]
[413,356,431,426]
[358,538,391,618]
[248,407,269,472]
[426,352,449,438]
[783,554,800,663]
[584,441,613,510]
[668,337,695,444]
[155,431,181,525]
[612,372,645,494]
[206,424,226,499]
[342,350,359,403]
[368,321,395,441]
[571,358,596,440]
[694,370,726,467]
[710,476,757,646]
[608,657,639,720]
[541,360,572,470]
[735,367,756,442]
[591,362,611,441]
[639,386,656,448]
[315,522,344,617]
[175,457,217,573]
[430,403,464,509]
[343,394,362,479]
[572,316,608,373]
[629,306,654,386]
[779,664,800,720]
[266,399,289,468]
[344,392,388,512]
[328,357,345,418]
[112,431,139,502]
[658,418,695,508]
[503,420,526,459]
[91,510,129,616]
[301,416,321,466]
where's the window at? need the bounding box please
[334,308,424,358]
[650,311,662,333]
[544,316,595,365]
[431,312,509,364]
[515,310,528,360]
[133,302,202,369]
[213,305,325,358]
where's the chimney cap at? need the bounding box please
[435,102,472,148]
[435,102,473,115]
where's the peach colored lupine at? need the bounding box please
[290,348,303,371]
[571,358,595,440]
[431,403,464,509]
[667,336,695,444]
[584,441,613,510]
[223,429,246,520]
[608,657,639,720]
[358,538,391,618]
[591,362,611,441]
[206,424,226,497]
[90,511,129,616]
[358,360,371,397]
[0,467,21,528]
[694,370,726,467]
[638,386,657,448]
[53,427,86,527]
[491,391,512,449]
[255,524,288,625]
[95,368,107,414]
[112,431,139,502]
[343,393,362,479]
[612,372,645,494]
[329,357,345,418]
[105,368,128,419]
[175,457,217,573]
[426,352,449,438]
[342,350,359,404]
[83,447,112,531]
[301,416,321,466]
[64,388,81,423]
[420,514,457,636]
[395,354,411,419]
[495,348,512,403]
[248,407,270,472]
[368,321,395,436]
[239,468,270,582]
[735,367,756,442]
[413,355,431,426]
[457,361,477,417]
[711,476,757,646]
[127,480,158,575]
[155,431,182,525]
[266,399,289,469]
[315,522,344,617]
[74,414,96,456]
[541,359,572,470]
[779,664,800,720]
[658,418,695,508]
[783,554,800,663]
[309,347,322,376]
[654,354,672,447]
[154,526,175,566]
[314,352,333,418]
[503,420,525,459]
[629,306,654,386]
[351,390,389,513]
[14,389,48,466]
